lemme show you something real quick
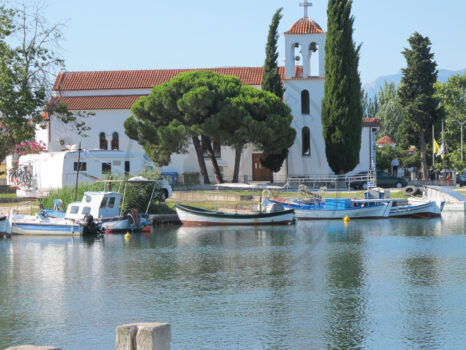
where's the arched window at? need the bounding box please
[302,127,311,156]
[111,132,119,150]
[99,132,108,150]
[301,90,310,115]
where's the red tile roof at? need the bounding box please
[52,95,144,110]
[362,118,381,127]
[376,135,396,145]
[285,18,325,35]
[53,67,287,91]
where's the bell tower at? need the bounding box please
[284,1,326,79]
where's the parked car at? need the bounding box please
[350,171,408,189]
[457,169,466,187]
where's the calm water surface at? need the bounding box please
[1,214,465,349]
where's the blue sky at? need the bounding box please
[42,0,466,84]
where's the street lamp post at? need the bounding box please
[452,120,466,163]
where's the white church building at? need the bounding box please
[40,6,380,183]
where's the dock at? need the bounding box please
[149,214,181,226]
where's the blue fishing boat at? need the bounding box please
[264,198,391,220]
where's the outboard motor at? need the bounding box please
[82,214,103,236]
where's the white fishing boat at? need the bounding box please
[175,203,295,226]
[61,191,151,233]
[392,199,445,218]
[357,188,445,218]
[9,211,84,235]
[46,176,170,233]
[266,198,392,220]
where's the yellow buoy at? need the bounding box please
[343,216,350,223]
[125,232,131,240]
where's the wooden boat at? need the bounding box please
[354,188,445,218]
[388,199,444,218]
[175,203,295,226]
[266,198,392,220]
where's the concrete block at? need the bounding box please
[116,322,171,350]
[4,346,61,350]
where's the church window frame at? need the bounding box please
[301,90,310,115]
[302,127,311,156]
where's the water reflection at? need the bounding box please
[1,214,466,349]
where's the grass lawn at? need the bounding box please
[152,202,176,214]
[0,193,17,199]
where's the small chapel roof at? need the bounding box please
[53,67,286,91]
[376,135,396,145]
[285,17,325,35]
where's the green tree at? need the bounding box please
[261,8,284,99]
[362,90,379,118]
[434,74,466,170]
[376,82,405,141]
[398,32,441,179]
[204,85,295,182]
[0,5,46,163]
[0,3,85,163]
[126,71,243,184]
[322,0,362,174]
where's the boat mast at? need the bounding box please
[74,142,81,201]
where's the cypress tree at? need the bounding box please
[261,8,284,99]
[398,32,440,180]
[321,0,362,174]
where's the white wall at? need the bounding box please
[49,109,145,153]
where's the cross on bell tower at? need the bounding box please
[299,0,313,18]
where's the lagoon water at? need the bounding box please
[1,214,465,350]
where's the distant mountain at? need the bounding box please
[363,68,466,98]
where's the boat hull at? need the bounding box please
[10,222,83,235]
[9,214,83,235]
[269,200,391,220]
[390,200,444,218]
[100,215,152,233]
[175,204,295,226]
[294,204,390,220]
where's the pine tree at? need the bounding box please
[261,8,284,99]
[321,0,362,174]
[398,32,440,180]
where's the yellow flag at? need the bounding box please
[433,139,440,155]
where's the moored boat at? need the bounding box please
[63,191,151,233]
[356,188,445,218]
[9,211,84,235]
[390,199,444,218]
[175,203,295,226]
[266,198,392,220]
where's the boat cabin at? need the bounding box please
[65,191,122,220]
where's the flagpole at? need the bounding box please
[442,119,445,171]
